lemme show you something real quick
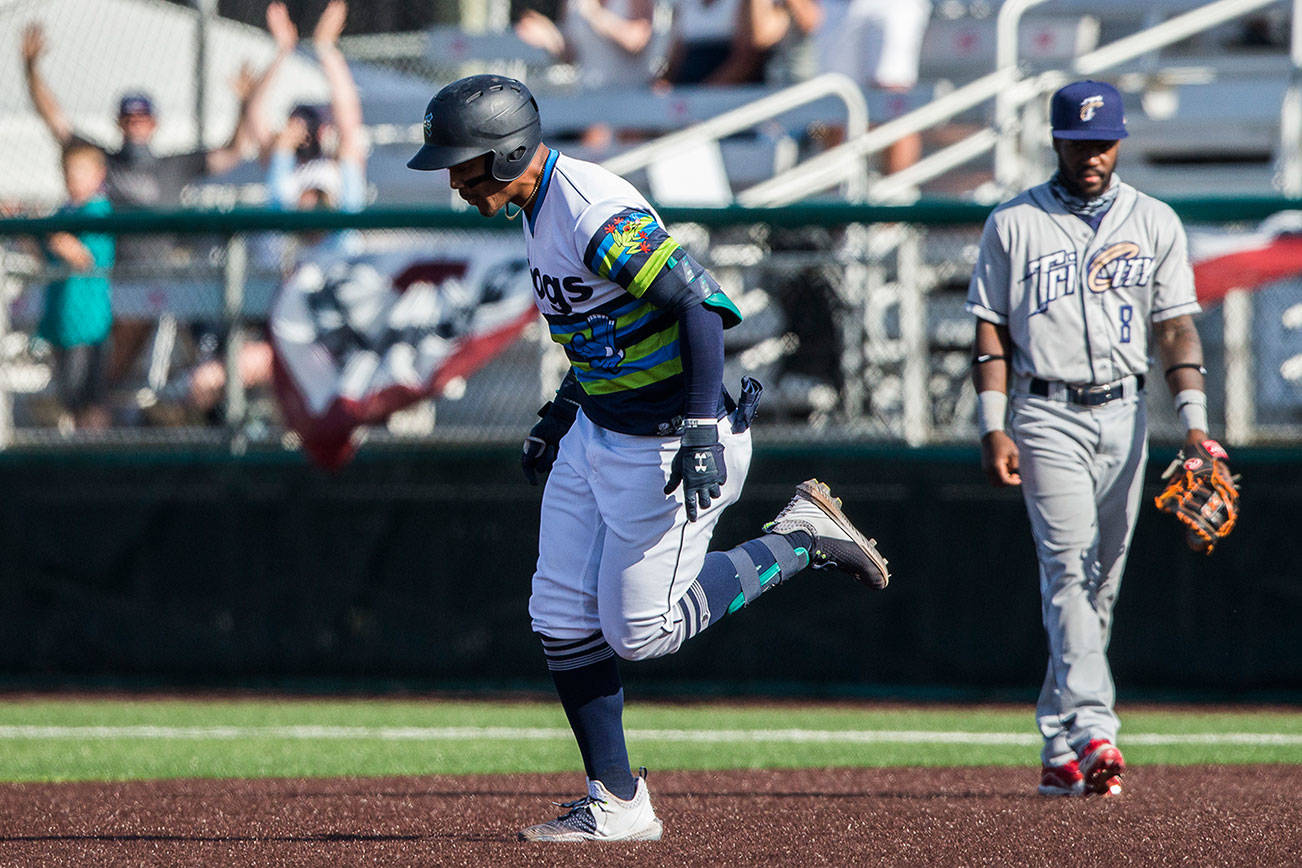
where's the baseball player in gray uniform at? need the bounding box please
[967,80,1215,797]
[408,74,890,841]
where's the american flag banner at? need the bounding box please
[270,238,537,469]
[1189,211,1302,307]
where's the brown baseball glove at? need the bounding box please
[1153,439,1240,555]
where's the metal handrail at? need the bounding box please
[599,73,869,187]
[995,0,1286,192]
[994,0,1052,189]
[746,0,1289,206]
[737,67,1022,207]
[997,0,1052,72]
[1074,0,1281,75]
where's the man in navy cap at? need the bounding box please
[21,21,260,396]
[966,79,1213,797]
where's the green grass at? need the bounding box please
[0,698,1299,782]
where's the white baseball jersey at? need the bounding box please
[522,149,740,434]
[523,148,752,648]
[966,177,1201,384]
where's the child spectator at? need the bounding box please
[39,142,115,431]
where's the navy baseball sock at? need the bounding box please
[683,531,815,633]
[539,632,637,801]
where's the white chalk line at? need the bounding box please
[0,726,1298,746]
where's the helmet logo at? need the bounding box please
[1079,95,1104,122]
[423,112,434,140]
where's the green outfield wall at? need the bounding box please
[0,446,1295,698]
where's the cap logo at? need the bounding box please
[423,112,434,140]
[1079,95,1105,122]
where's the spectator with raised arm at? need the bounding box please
[516,0,658,151]
[658,0,799,87]
[516,0,657,89]
[187,1,367,422]
[20,20,262,400]
[266,1,366,224]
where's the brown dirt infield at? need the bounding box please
[1,765,1299,866]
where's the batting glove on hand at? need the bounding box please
[664,421,726,522]
[521,396,579,485]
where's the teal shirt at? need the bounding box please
[38,196,114,348]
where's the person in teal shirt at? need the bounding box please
[39,141,115,430]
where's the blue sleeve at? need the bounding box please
[678,299,725,419]
[267,150,295,210]
[338,158,366,213]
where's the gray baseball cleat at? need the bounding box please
[519,770,663,842]
[764,479,890,589]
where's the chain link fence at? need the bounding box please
[3,3,1302,454]
[3,203,1302,455]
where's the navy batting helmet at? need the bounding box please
[407,74,542,180]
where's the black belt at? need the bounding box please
[1030,374,1145,407]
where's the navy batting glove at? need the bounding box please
[664,422,726,522]
[521,397,579,485]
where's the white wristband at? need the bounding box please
[976,390,1008,436]
[1174,389,1209,433]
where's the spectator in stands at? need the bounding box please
[747,0,824,86]
[186,0,366,422]
[20,20,261,402]
[261,1,366,254]
[515,0,658,151]
[35,142,115,432]
[658,0,775,86]
[814,0,932,174]
[516,0,657,90]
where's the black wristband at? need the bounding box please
[973,354,1007,365]
[1164,363,1207,377]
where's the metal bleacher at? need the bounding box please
[340,0,1298,208]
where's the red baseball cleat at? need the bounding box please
[1079,739,1126,795]
[1038,759,1085,796]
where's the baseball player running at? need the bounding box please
[408,74,890,841]
[967,80,1216,797]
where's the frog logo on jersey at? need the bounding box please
[1079,95,1105,122]
[612,221,647,252]
[568,313,624,371]
[1087,242,1153,292]
[603,213,656,257]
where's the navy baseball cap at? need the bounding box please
[118,92,155,118]
[1050,80,1127,140]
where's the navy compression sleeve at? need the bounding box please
[678,301,725,420]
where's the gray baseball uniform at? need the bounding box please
[967,175,1200,766]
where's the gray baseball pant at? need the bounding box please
[1010,392,1148,767]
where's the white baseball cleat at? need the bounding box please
[519,772,663,842]
[765,479,890,589]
